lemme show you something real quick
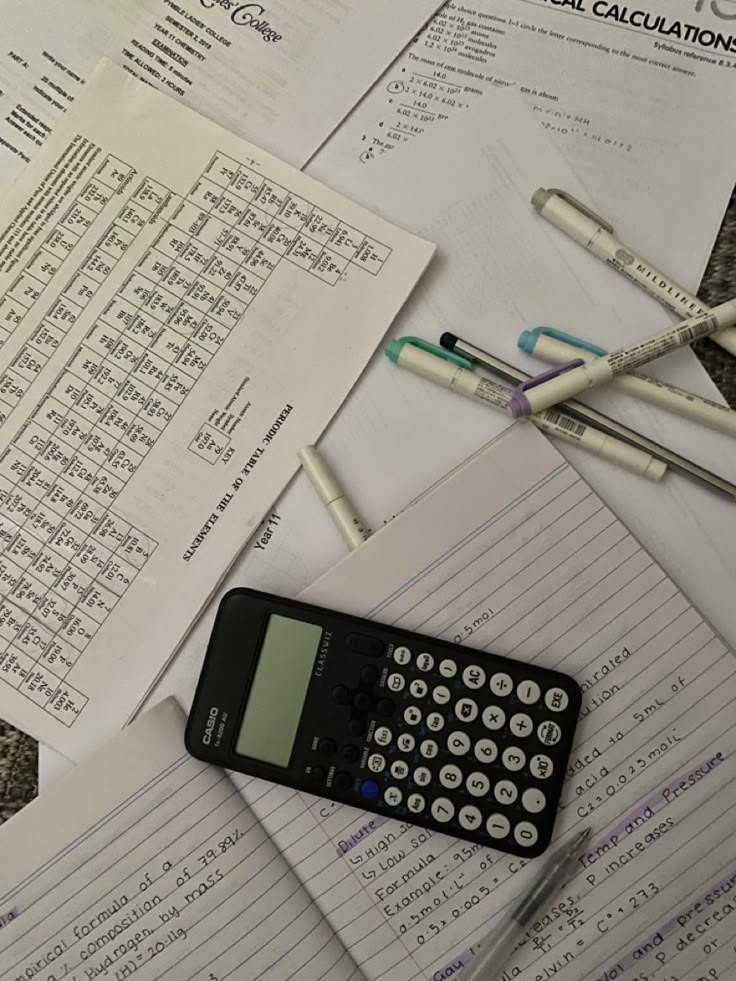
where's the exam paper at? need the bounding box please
[0,60,435,760]
[0,698,355,981]
[0,0,443,184]
[245,424,736,981]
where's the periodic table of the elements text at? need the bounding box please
[0,147,391,728]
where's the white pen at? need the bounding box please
[386,339,666,481]
[532,188,736,357]
[518,327,736,438]
[298,445,369,550]
[509,300,736,419]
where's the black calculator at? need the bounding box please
[185,588,581,857]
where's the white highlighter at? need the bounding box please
[298,445,369,551]
[509,300,736,419]
[532,188,736,357]
[386,340,665,481]
[518,327,736,438]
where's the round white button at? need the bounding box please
[420,739,439,759]
[455,698,478,723]
[416,652,434,672]
[413,766,432,787]
[509,713,533,738]
[537,720,562,746]
[446,730,471,756]
[466,771,491,797]
[462,665,486,689]
[482,705,505,731]
[430,797,455,823]
[486,813,511,839]
[407,793,425,813]
[502,747,526,772]
[494,779,518,805]
[490,672,513,697]
[530,754,554,779]
[459,805,482,831]
[373,726,392,746]
[545,687,569,712]
[367,753,386,773]
[387,673,405,692]
[384,786,402,806]
[522,788,546,814]
[517,680,541,705]
[439,658,457,679]
[393,646,411,666]
[474,738,498,763]
[391,759,409,780]
[397,732,415,752]
[427,712,445,732]
[432,685,451,705]
[410,678,428,698]
[514,821,539,848]
[404,706,422,726]
[439,764,463,788]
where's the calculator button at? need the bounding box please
[318,738,337,756]
[501,747,526,772]
[514,822,539,848]
[376,699,395,717]
[332,685,351,705]
[404,706,423,726]
[486,813,511,839]
[420,739,439,759]
[466,772,491,797]
[333,771,353,791]
[409,679,429,698]
[368,753,386,773]
[373,726,392,747]
[360,665,380,685]
[427,712,445,732]
[397,732,415,752]
[341,744,360,763]
[530,754,554,779]
[360,779,380,800]
[474,738,498,764]
[348,718,366,737]
[545,687,569,712]
[439,764,463,788]
[439,658,457,678]
[447,730,471,756]
[393,646,411,666]
[482,706,505,731]
[416,652,434,672]
[413,766,432,787]
[490,672,513,697]
[494,779,518,804]
[510,713,533,738]
[384,786,403,806]
[311,766,326,782]
[522,788,546,814]
[455,698,478,723]
[537,721,562,746]
[353,692,373,712]
[462,665,486,689]
[459,805,482,831]
[347,633,385,657]
[432,685,451,705]
[407,793,426,814]
[391,760,410,780]
[430,797,455,823]
[387,673,405,692]
[517,680,541,705]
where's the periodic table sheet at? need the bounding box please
[0,59,435,760]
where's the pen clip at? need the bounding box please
[548,189,614,233]
[517,359,585,394]
[531,327,608,357]
[401,336,474,369]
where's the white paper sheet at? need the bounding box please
[0,698,356,981]
[309,0,736,292]
[243,424,736,981]
[0,0,442,184]
[0,60,435,760]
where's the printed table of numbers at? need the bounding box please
[0,150,391,727]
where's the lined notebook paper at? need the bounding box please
[237,423,736,981]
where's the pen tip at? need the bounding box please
[577,827,593,845]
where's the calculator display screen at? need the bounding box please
[234,614,322,766]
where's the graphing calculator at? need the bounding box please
[185,588,582,857]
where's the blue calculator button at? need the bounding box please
[361,779,380,801]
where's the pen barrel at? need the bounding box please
[326,498,370,550]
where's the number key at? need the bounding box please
[430,797,455,823]
[439,764,462,788]
[447,730,471,756]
